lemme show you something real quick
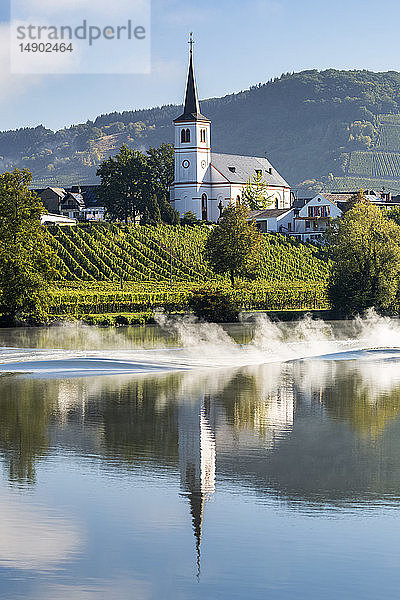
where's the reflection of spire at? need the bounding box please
[188,489,204,579]
[178,394,216,578]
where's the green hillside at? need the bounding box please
[47,223,330,284]
[4,70,400,193]
[46,224,330,320]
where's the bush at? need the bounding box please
[115,314,129,326]
[180,211,199,226]
[188,287,239,323]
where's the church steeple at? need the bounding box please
[174,33,210,123]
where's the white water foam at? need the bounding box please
[1,309,400,377]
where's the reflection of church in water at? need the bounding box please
[178,394,216,576]
[177,378,295,575]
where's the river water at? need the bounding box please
[1,312,400,599]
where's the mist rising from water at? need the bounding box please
[1,309,400,377]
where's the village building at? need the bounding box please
[170,39,291,221]
[37,187,66,214]
[250,194,342,242]
[59,189,85,220]
[250,190,400,242]
[36,184,105,222]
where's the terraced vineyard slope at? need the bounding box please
[47,223,330,284]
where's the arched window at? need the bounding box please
[200,129,206,143]
[181,128,191,143]
[201,193,208,221]
[236,195,241,205]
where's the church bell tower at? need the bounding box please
[172,34,212,220]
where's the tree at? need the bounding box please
[341,189,369,213]
[204,203,263,286]
[242,171,275,210]
[327,202,400,316]
[386,205,400,227]
[97,145,149,223]
[97,143,179,225]
[145,144,179,225]
[181,211,199,226]
[0,169,56,324]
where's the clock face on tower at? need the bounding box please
[182,160,190,169]
[201,160,206,168]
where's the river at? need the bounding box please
[0,311,399,599]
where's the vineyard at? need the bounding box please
[348,151,400,179]
[45,224,331,319]
[336,113,400,193]
[375,124,400,152]
[49,281,329,320]
[47,224,330,284]
[332,175,400,193]
[348,152,373,176]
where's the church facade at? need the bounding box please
[170,44,292,222]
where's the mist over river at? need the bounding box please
[0,313,400,599]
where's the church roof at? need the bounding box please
[174,45,210,123]
[211,153,290,187]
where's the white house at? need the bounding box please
[250,194,342,242]
[170,41,291,221]
[293,194,342,241]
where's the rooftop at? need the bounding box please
[211,153,290,187]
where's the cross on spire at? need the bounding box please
[188,32,194,55]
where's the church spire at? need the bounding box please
[174,33,210,123]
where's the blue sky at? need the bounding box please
[1,0,400,132]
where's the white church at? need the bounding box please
[170,39,292,222]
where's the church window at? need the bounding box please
[181,128,190,143]
[200,129,207,143]
[236,195,241,205]
[201,194,208,221]
[255,169,262,177]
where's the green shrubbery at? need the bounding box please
[188,288,239,322]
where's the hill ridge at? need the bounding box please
[3,69,400,194]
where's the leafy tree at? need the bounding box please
[140,194,161,225]
[97,143,179,225]
[242,171,275,210]
[0,169,56,324]
[341,189,369,213]
[386,205,400,226]
[327,202,400,316]
[188,287,239,322]
[97,145,149,223]
[204,203,263,286]
[146,144,179,225]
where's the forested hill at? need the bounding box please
[3,69,400,194]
